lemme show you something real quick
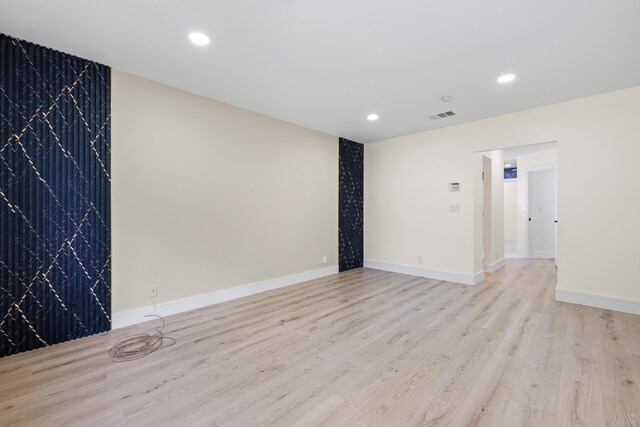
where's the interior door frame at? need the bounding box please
[523,162,557,259]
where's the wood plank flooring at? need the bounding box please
[1,259,639,426]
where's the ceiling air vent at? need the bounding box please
[430,111,456,120]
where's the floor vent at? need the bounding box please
[430,111,456,120]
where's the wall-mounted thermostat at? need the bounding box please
[449,182,461,192]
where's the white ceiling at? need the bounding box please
[1,0,639,143]
[503,142,557,168]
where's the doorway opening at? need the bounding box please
[474,142,558,277]
[502,142,557,261]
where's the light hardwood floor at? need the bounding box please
[1,259,639,426]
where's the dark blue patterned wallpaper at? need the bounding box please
[0,34,111,357]
[339,138,363,272]
[504,167,518,179]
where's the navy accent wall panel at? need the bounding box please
[339,138,363,272]
[0,34,111,357]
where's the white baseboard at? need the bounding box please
[532,251,555,259]
[473,271,485,285]
[505,252,528,259]
[363,260,483,286]
[112,265,339,329]
[484,258,506,273]
[556,288,640,316]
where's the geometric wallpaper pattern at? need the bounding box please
[0,34,111,357]
[338,137,364,272]
[504,167,517,179]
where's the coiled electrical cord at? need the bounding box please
[109,315,176,362]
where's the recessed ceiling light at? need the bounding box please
[189,32,210,46]
[497,73,516,84]
[367,113,379,121]
[505,164,512,167]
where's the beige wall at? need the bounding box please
[503,180,518,243]
[111,71,338,313]
[365,86,640,302]
[486,150,505,266]
[476,150,505,268]
[481,155,493,267]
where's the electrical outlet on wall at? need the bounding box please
[417,256,423,264]
[150,284,159,298]
[323,255,327,264]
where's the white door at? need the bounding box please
[528,168,556,258]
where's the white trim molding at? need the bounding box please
[556,287,640,316]
[112,265,339,329]
[364,260,484,286]
[484,258,506,273]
